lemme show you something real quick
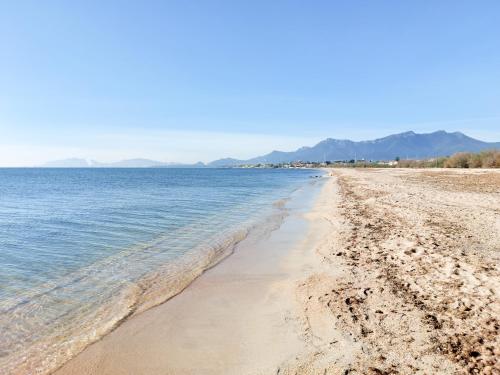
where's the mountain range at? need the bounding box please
[42,158,205,168]
[209,130,500,166]
[42,130,500,168]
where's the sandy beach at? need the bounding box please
[55,169,499,375]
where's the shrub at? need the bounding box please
[468,153,483,168]
[442,150,500,168]
[444,152,471,168]
[478,150,500,168]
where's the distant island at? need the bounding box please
[42,130,499,168]
[42,158,206,168]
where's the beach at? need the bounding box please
[53,174,327,375]
[4,1,500,374]
[54,169,499,375]
[0,168,319,375]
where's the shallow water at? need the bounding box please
[0,168,320,374]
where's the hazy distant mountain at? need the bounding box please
[42,131,499,168]
[209,131,500,166]
[42,158,206,168]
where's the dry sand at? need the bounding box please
[54,169,499,375]
[282,169,500,375]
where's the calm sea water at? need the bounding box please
[0,167,320,374]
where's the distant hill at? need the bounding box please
[41,131,500,168]
[41,158,206,168]
[209,131,500,166]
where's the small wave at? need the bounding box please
[273,198,289,209]
[0,205,288,375]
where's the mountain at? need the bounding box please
[41,131,499,168]
[209,131,500,166]
[41,158,206,168]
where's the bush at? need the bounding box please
[330,150,499,169]
[442,150,500,168]
[478,150,500,168]
[444,152,471,168]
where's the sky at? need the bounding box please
[1,1,499,166]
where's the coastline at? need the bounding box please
[48,168,500,374]
[1,169,322,375]
[53,175,329,375]
[2,204,286,375]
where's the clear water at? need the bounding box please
[0,168,320,374]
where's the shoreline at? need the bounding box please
[33,168,500,374]
[3,205,287,375]
[2,170,323,375]
[53,176,329,375]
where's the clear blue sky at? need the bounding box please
[1,1,499,166]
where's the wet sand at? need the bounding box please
[55,179,329,375]
[55,169,499,375]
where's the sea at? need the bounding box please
[0,167,322,374]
